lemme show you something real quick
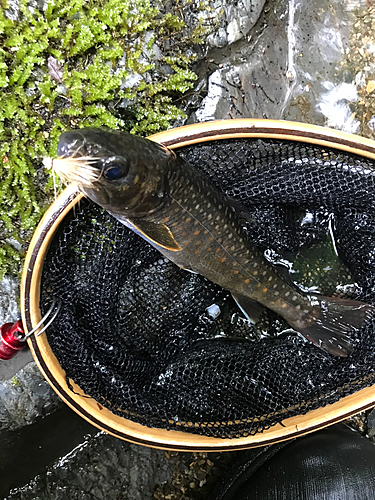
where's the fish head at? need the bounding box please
[51,128,173,217]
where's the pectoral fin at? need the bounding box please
[127,218,182,251]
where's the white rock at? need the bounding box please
[315,82,360,134]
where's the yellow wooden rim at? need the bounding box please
[150,119,375,160]
[21,119,375,451]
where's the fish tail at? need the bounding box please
[291,297,375,357]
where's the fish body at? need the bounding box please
[50,128,374,357]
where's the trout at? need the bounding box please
[47,128,374,357]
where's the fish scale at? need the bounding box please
[157,161,312,320]
[49,128,375,357]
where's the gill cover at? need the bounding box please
[56,128,175,217]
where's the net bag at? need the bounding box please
[22,120,375,447]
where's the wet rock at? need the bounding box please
[207,0,267,47]
[4,0,20,20]
[2,1,375,499]
[208,27,228,49]
[315,82,360,134]
[0,275,33,382]
[0,347,34,384]
[194,0,357,125]
[195,2,290,122]
[5,0,48,20]
[5,433,236,500]
[367,408,375,439]
[154,451,237,500]
[27,0,49,13]
[0,276,19,325]
[195,69,232,122]
[346,412,368,436]
[6,432,174,500]
[0,362,61,431]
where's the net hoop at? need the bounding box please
[21,119,375,451]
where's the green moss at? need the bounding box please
[0,0,202,279]
[11,375,21,387]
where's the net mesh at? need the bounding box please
[40,138,375,438]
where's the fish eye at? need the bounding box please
[103,164,124,181]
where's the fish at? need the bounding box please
[46,127,375,357]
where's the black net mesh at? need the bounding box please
[40,138,375,438]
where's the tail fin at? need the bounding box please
[291,297,375,357]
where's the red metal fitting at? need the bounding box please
[0,320,26,360]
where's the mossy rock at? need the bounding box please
[0,0,208,278]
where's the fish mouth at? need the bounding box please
[43,155,102,186]
[44,130,103,187]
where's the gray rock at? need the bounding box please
[195,69,230,122]
[121,73,143,90]
[6,432,174,500]
[315,82,360,134]
[367,407,375,433]
[0,276,20,324]
[5,0,48,20]
[194,0,289,122]
[207,27,228,48]
[0,348,34,383]
[0,275,33,382]
[194,0,356,125]
[206,0,267,47]
[0,362,61,431]
[4,0,20,20]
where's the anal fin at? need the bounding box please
[231,293,266,324]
